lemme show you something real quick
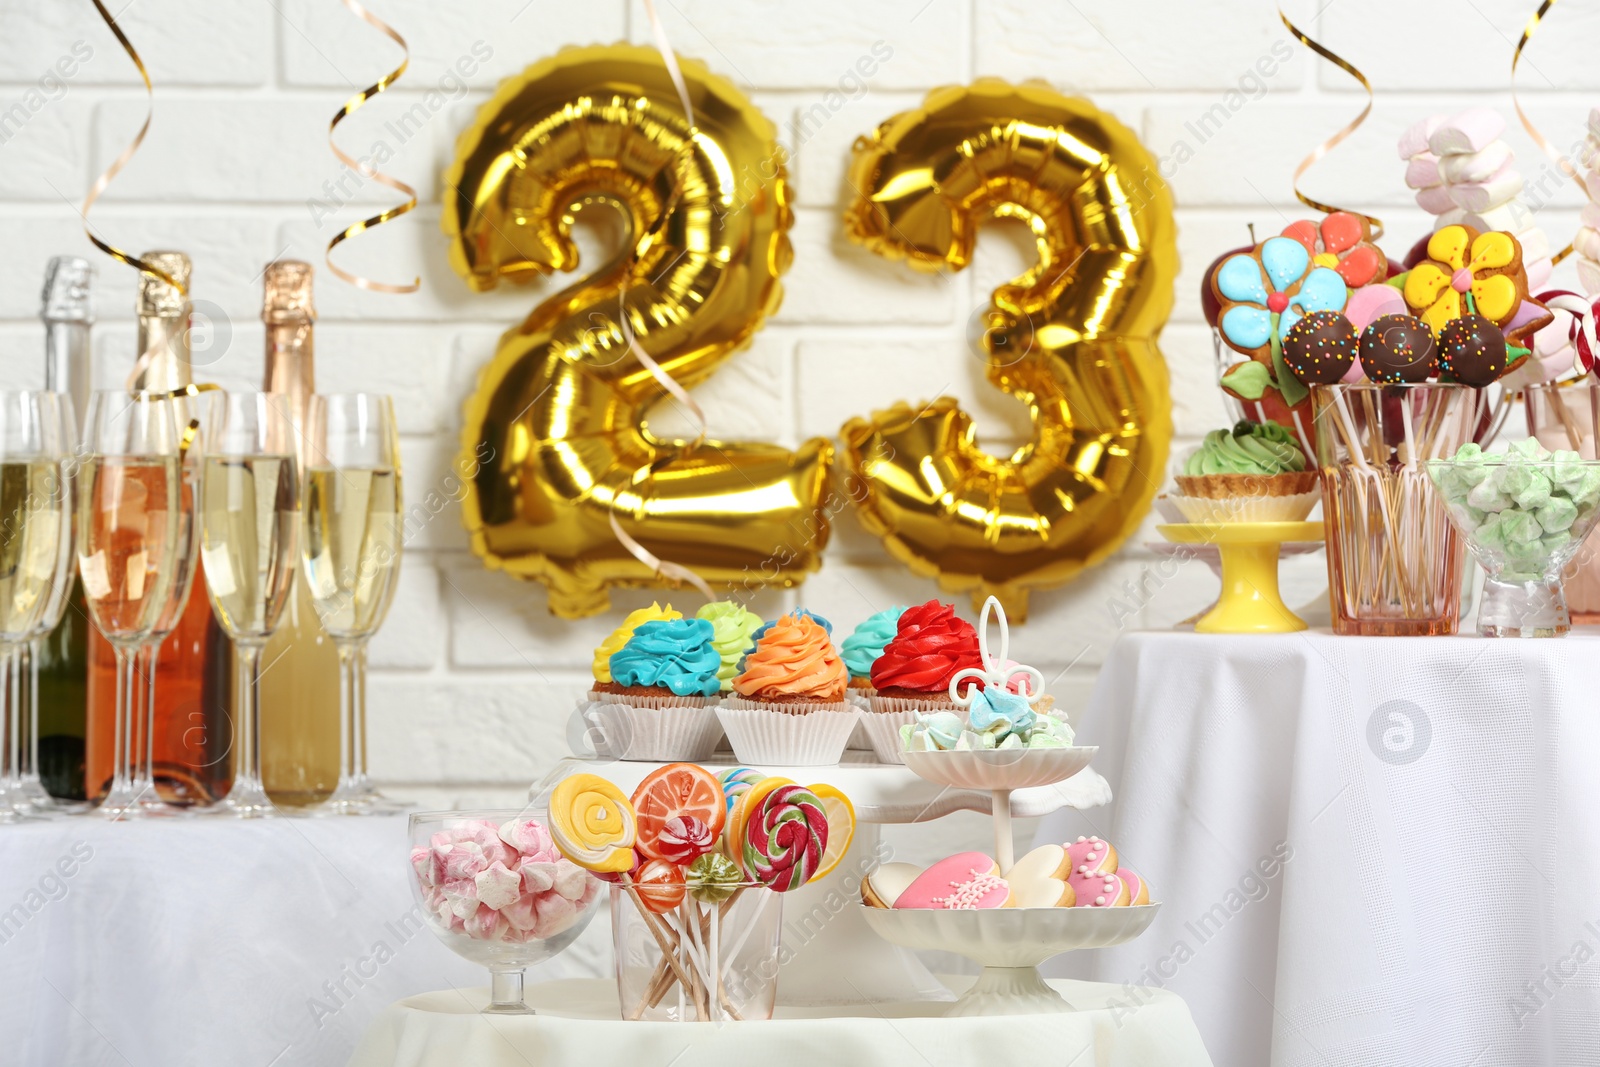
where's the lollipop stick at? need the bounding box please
[623,880,696,997]
[1401,396,1417,473]
[1554,388,1583,451]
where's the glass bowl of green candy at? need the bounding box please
[1426,439,1600,637]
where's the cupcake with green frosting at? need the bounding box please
[1173,419,1320,522]
[695,600,763,693]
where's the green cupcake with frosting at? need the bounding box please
[1173,420,1319,522]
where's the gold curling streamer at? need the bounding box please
[325,0,419,293]
[1513,0,1583,265]
[1278,5,1383,239]
[81,0,185,293]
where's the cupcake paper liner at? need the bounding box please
[857,710,918,764]
[714,702,860,766]
[584,689,711,708]
[867,693,958,715]
[1170,489,1319,524]
[576,699,725,762]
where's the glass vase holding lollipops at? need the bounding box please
[301,393,403,816]
[76,391,188,819]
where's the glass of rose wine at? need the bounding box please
[303,393,403,816]
[200,391,300,819]
[76,390,186,820]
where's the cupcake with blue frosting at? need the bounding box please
[583,616,726,760]
[839,606,907,696]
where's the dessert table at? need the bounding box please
[346,977,1215,1067]
[1038,629,1600,1067]
[0,815,485,1067]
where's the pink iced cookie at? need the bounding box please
[1065,835,1118,878]
[1120,868,1151,906]
[894,852,1010,910]
[1071,870,1130,908]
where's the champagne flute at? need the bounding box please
[201,391,299,819]
[303,394,403,816]
[76,391,183,820]
[11,394,80,816]
[128,388,210,816]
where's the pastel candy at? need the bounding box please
[1586,172,1600,205]
[1430,108,1507,155]
[1576,230,1600,264]
[1399,115,1444,160]
[1583,204,1600,230]
[1576,257,1600,298]
[1437,141,1512,184]
[894,852,1010,910]
[1446,172,1524,214]
[1536,497,1578,532]
[1404,155,1442,189]
[1467,478,1509,512]
[1463,202,1538,234]
[1416,186,1456,215]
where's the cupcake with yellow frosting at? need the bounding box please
[716,613,860,766]
[589,602,681,698]
[580,604,724,761]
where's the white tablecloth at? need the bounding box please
[0,815,486,1067]
[347,977,1214,1067]
[1039,630,1600,1067]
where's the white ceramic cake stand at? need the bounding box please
[901,747,1097,869]
[860,904,1160,1015]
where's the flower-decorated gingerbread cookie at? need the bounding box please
[1280,211,1388,288]
[1403,224,1551,346]
[1212,236,1349,406]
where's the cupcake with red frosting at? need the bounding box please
[716,612,860,766]
[861,600,984,762]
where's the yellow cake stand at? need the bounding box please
[1157,521,1325,634]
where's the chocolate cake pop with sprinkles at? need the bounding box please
[1358,314,1436,384]
[1437,314,1508,387]
[1282,310,1357,384]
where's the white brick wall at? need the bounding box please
[1,0,1594,813]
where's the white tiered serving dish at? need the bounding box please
[901,747,1098,791]
[861,904,1161,1016]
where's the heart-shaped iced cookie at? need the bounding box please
[1065,836,1118,879]
[862,861,921,908]
[894,852,1009,910]
[1070,869,1131,908]
[1004,844,1073,907]
[1120,868,1151,906]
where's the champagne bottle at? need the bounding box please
[258,261,341,808]
[34,256,93,800]
[84,251,233,803]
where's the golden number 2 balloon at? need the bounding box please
[841,80,1177,620]
[444,45,833,618]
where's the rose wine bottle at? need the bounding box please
[84,251,233,804]
[34,256,93,800]
[258,261,341,808]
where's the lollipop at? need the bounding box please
[633,858,686,913]
[548,774,638,873]
[686,853,743,904]
[724,775,794,867]
[742,783,830,892]
[717,766,765,814]
[631,763,726,863]
[805,783,857,881]
[655,815,716,864]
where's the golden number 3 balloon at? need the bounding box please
[443,45,833,618]
[841,80,1177,620]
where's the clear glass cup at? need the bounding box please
[10,394,80,816]
[1523,382,1600,623]
[75,391,185,819]
[1312,383,1492,636]
[409,809,602,1014]
[200,391,300,819]
[302,394,403,816]
[611,880,783,1022]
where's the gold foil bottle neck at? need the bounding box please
[263,260,316,324]
[136,251,192,318]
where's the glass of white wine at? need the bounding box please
[76,390,185,820]
[11,394,80,817]
[200,391,300,819]
[303,393,403,816]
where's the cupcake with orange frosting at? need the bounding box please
[715,612,860,766]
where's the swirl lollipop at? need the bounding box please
[742,783,830,892]
[947,596,1044,708]
[717,766,765,813]
[631,763,726,863]
[548,774,638,873]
